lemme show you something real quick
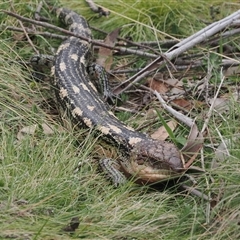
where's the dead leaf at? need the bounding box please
[181,123,204,168]
[224,66,240,77]
[147,78,168,93]
[151,120,177,141]
[42,123,54,135]
[17,124,37,141]
[209,90,238,114]
[13,32,26,41]
[145,109,157,119]
[97,28,120,71]
[209,97,228,113]
[17,124,55,141]
[172,98,192,110]
[211,139,231,169]
[164,78,179,86]
[62,217,80,232]
[211,134,240,168]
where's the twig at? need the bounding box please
[113,10,240,95]
[5,25,67,40]
[18,20,39,54]
[180,184,210,201]
[136,23,240,49]
[4,26,159,60]
[200,68,225,223]
[207,27,240,45]
[35,1,43,20]
[111,68,142,74]
[113,56,168,94]
[154,90,195,128]
[3,10,91,39]
[111,58,239,75]
[114,46,157,58]
[200,68,225,134]
[152,91,208,200]
[34,1,49,22]
[5,24,240,72]
[114,106,144,116]
[215,128,230,157]
[5,23,240,74]
[200,147,211,223]
[85,0,110,16]
[91,26,161,55]
[136,40,179,48]
[2,10,158,58]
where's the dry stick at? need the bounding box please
[113,46,157,58]
[18,20,39,55]
[6,24,239,71]
[175,59,240,70]
[154,91,195,128]
[129,22,240,50]
[154,90,209,200]
[91,26,161,55]
[85,0,110,16]
[12,11,160,55]
[200,69,225,135]
[34,1,44,21]
[200,68,225,223]
[180,184,209,201]
[2,10,157,59]
[12,9,237,60]
[111,58,239,75]
[4,24,159,62]
[137,40,179,48]
[154,91,210,201]
[6,24,240,71]
[207,28,240,44]
[5,23,165,55]
[112,10,240,95]
[4,26,67,40]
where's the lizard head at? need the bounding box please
[120,139,185,184]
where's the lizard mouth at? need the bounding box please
[119,139,185,184]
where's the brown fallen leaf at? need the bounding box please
[62,217,80,233]
[172,98,192,110]
[147,78,168,94]
[13,32,26,41]
[97,28,120,71]
[17,124,37,141]
[41,123,54,135]
[151,120,177,141]
[181,123,204,168]
[17,124,55,141]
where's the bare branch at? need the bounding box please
[85,0,110,16]
[2,10,157,58]
[113,10,240,95]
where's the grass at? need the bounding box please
[1,0,240,239]
[60,0,239,40]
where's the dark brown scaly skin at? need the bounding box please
[53,8,184,184]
